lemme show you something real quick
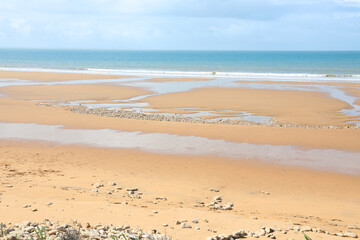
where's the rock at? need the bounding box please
[255,229,266,236]
[5,185,13,188]
[301,226,312,232]
[152,210,158,214]
[162,224,168,227]
[47,202,53,206]
[175,221,181,225]
[32,208,38,212]
[213,196,222,201]
[336,233,345,237]
[209,188,219,192]
[108,182,116,186]
[253,234,260,238]
[181,223,192,229]
[122,201,128,205]
[265,227,274,234]
[268,234,276,239]
[348,226,359,230]
[24,226,35,233]
[155,197,167,201]
[93,183,104,188]
[22,204,31,208]
[344,231,358,238]
[194,227,200,230]
[47,230,57,236]
[23,221,31,226]
[192,220,199,224]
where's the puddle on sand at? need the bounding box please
[0,122,359,175]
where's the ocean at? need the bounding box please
[0,49,360,80]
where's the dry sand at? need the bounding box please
[0,71,360,240]
[1,140,359,240]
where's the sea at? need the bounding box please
[0,49,360,81]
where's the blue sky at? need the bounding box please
[0,0,359,50]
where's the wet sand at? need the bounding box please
[142,87,352,126]
[0,70,124,81]
[147,77,213,82]
[0,71,360,240]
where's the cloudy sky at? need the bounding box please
[0,0,359,50]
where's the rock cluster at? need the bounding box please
[56,105,360,129]
[0,221,171,240]
[207,225,359,240]
[207,196,234,211]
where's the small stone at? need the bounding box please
[152,210,158,214]
[181,222,192,229]
[255,229,266,236]
[192,220,199,224]
[301,226,312,232]
[108,182,116,186]
[194,227,200,230]
[155,197,167,201]
[317,227,326,233]
[344,231,358,238]
[348,226,359,230]
[23,204,31,208]
[162,224,168,227]
[336,233,345,237]
[47,202,53,206]
[253,234,259,238]
[209,188,219,192]
[175,221,181,225]
[5,185,13,188]
[122,201,128,205]
[32,208,38,212]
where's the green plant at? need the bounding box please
[1,223,5,237]
[35,225,47,240]
[304,234,312,240]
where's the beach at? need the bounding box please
[0,69,360,240]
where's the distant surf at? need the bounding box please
[1,50,360,82]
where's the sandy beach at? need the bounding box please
[1,71,360,240]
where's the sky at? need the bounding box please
[0,0,359,50]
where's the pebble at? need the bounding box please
[209,188,220,192]
[108,182,116,186]
[300,226,312,232]
[194,227,200,230]
[22,204,31,208]
[181,223,192,229]
[344,231,358,238]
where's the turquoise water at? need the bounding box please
[0,49,360,78]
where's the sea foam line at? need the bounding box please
[1,66,360,82]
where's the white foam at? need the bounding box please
[1,67,360,82]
